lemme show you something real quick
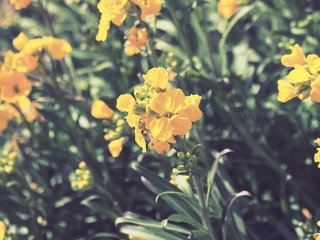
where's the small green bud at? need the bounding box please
[185,152,191,159]
[177,152,185,160]
[177,165,186,171]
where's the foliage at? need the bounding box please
[1,0,320,239]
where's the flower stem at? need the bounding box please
[192,174,216,240]
[176,136,215,239]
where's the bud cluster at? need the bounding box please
[71,162,94,191]
[176,151,197,174]
[0,151,18,174]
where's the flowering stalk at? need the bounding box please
[176,136,215,240]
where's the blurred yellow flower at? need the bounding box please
[313,221,320,240]
[143,67,168,90]
[96,0,128,41]
[0,106,12,132]
[108,138,124,157]
[10,0,31,10]
[0,72,32,102]
[12,52,39,72]
[16,96,41,123]
[13,32,29,51]
[281,44,306,67]
[217,0,239,19]
[0,221,6,240]
[91,100,113,119]
[45,37,73,60]
[131,0,162,21]
[124,26,149,56]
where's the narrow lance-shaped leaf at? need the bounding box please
[206,148,233,207]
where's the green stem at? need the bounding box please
[95,184,123,215]
[38,0,55,37]
[192,175,215,240]
[147,40,158,67]
[176,136,215,239]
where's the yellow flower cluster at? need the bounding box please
[0,151,17,174]
[116,67,202,154]
[10,0,31,10]
[277,44,320,103]
[96,0,161,41]
[0,32,72,133]
[91,100,127,157]
[124,26,149,56]
[217,0,239,19]
[313,221,320,240]
[71,162,94,191]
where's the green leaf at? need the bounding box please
[218,5,255,76]
[119,225,189,240]
[92,232,121,239]
[116,217,191,235]
[132,163,201,221]
[163,214,206,230]
[206,149,233,207]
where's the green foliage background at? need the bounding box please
[1,0,320,239]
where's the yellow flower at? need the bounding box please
[96,0,128,41]
[116,68,202,154]
[96,13,111,42]
[143,67,168,90]
[306,54,320,75]
[286,67,310,84]
[108,138,124,157]
[149,138,170,154]
[0,221,6,240]
[277,80,298,102]
[149,88,186,116]
[91,100,113,119]
[13,32,29,51]
[314,221,320,240]
[12,52,39,73]
[149,117,173,142]
[131,0,162,21]
[10,0,31,10]
[310,76,320,102]
[178,95,203,122]
[45,37,73,60]
[0,72,32,102]
[124,26,149,56]
[217,0,239,19]
[135,127,147,153]
[281,44,306,67]
[22,38,45,55]
[0,106,12,132]
[16,96,40,123]
[116,94,136,113]
[314,233,320,240]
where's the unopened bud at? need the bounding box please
[177,152,185,160]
